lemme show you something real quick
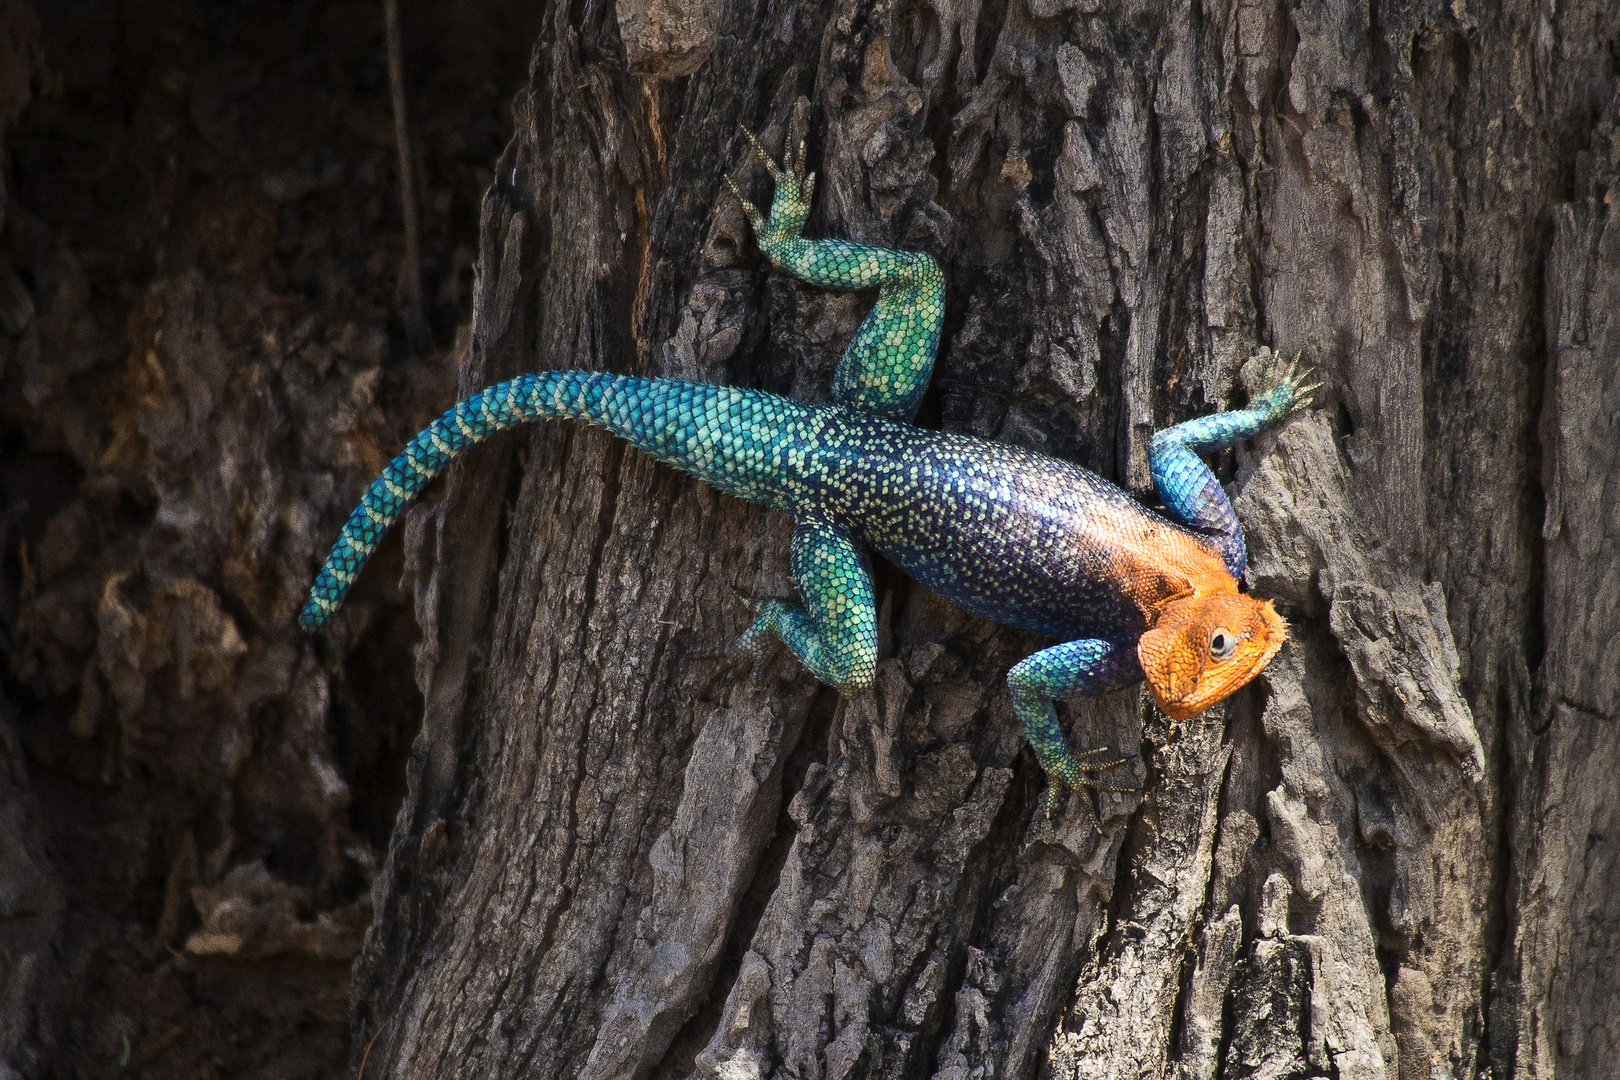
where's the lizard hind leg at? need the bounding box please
[727,128,946,422]
[730,515,876,696]
[1006,639,1142,817]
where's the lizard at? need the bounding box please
[300,131,1313,812]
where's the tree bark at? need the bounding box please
[1,0,1616,1078]
[348,1,1620,1079]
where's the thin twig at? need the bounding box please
[385,0,427,353]
[357,1016,390,1079]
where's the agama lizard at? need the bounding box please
[301,133,1311,810]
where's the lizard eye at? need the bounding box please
[1209,627,1237,660]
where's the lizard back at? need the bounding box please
[785,408,1236,642]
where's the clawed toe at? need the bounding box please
[1074,761,1141,792]
[1041,750,1141,818]
[1260,352,1323,416]
[727,127,815,257]
[1079,776,1144,794]
[726,592,784,681]
[740,127,779,180]
[723,174,759,215]
[734,127,812,199]
[1070,746,1132,769]
[1041,777,1139,819]
[727,583,760,614]
[1281,355,1323,404]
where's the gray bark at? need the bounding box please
[349,1,1620,1078]
[0,0,1615,1077]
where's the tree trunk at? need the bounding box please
[349,1,1620,1078]
[2,0,1617,1078]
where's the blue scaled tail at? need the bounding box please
[299,370,816,631]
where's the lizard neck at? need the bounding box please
[1119,526,1240,632]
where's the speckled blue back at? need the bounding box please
[797,411,1166,634]
[778,408,1214,641]
[541,373,1217,642]
[564,372,1217,642]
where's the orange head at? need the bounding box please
[1137,593,1287,719]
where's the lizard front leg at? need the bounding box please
[1149,359,1319,577]
[732,514,877,696]
[1008,639,1141,816]
[727,131,944,422]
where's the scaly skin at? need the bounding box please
[302,132,1312,812]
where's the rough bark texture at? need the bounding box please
[0,0,1616,1078]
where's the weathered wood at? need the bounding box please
[344,0,1620,1077]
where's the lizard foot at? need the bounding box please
[726,594,788,682]
[723,127,815,255]
[1252,354,1323,422]
[1043,748,1140,819]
